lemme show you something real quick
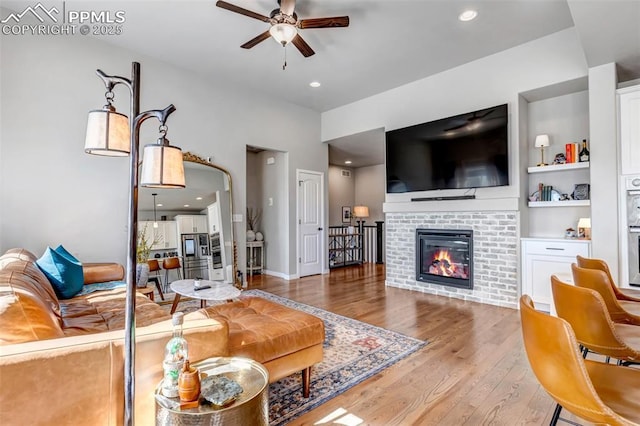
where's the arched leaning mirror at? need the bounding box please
[138,152,235,284]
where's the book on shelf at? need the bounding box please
[536,184,554,201]
[564,142,582,164]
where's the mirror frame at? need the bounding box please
[182,151,237,287]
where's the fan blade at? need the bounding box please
[241,31,271,49]
[280,0,295,16]
[444,123,468,132]
[216,0,270,22]
[292,34,315,57]
[298,16,349,29]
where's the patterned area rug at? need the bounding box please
[158,289,427,425]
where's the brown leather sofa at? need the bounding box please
[0,248,325,424]
[0,248,229,425]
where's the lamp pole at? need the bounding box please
[93,62,177,425]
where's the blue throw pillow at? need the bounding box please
[36,247,84,299]
[54,244,80,263]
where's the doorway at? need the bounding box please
[297,169,324,277]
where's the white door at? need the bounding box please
[298,170,324,277]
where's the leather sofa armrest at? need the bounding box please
[83,262,125,284]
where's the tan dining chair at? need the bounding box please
[551,275,640,365]
[576,255,640,303]
[162,257,182,290]
[146,259,165,301]
[571,263,640,326]
[519,295,640,426]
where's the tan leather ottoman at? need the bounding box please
[202,296,325,397]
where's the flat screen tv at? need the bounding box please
[386,104,509,193]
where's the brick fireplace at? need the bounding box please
[386,211,518,308]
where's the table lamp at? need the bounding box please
[534,134,550,166]
[577,217,591,239]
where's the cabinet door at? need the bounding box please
[176,216,193,235]
[195,216,208,233]
[524,254,574,312]
[619,88,640,175]
[163,221,178,249]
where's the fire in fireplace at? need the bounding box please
[416,229,473,290]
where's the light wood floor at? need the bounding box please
[246,263,587,426]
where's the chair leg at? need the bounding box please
[301,367,311,398]
[581,347,589,358]
[550,403,562,426]
[605,356,611,364]
[155,278,165,301]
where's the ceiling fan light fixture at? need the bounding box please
[458,10,478,21]
[270,23,297,45]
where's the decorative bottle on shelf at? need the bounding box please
[579,139,590,162]
[161,312,188,397]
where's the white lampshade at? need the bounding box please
[270,23,297,45]
[353,205,369,218]
[534,134,550,148]
[140,142,185,188]
[84,108,130,156]
[577,217,591,229]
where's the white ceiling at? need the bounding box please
[3,0,638,166]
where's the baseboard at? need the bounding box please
[264,269,299,280]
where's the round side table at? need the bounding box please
[155,357,269,426]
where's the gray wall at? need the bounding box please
[355,164,385,224]
[0,28,324,277]
[328,165,355,226]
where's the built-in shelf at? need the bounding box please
[527,162,589,174]
[528,200,590,208]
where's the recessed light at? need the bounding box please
[196,197,203,200]
[309,81,321,88]
[345,160,352,165]
[157,203,163,207]
[184,204,190,207]
[459,10,477,21]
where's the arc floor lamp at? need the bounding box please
[84,62,185,425]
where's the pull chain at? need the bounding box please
[282,45,287,70]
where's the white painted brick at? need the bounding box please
[386,210,518,309]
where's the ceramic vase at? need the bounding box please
[255,231,264,241]
[247,230,256,241]
[136,263,149,288]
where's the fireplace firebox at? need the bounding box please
[416,229,473,290]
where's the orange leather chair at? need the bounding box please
[551,275,640,365]
[576,255,640,303]
[146,259,165,301]
[519,295,640,426]
[162,257,182,289]
[571,263,640,326]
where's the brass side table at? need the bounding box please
[155,357,269,426]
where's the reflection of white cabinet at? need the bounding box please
[175,215,208,234]
[138,221,178,249]
[618,85,640,176]
[521,238,590,313]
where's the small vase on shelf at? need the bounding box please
[246,230,256,242]
[255,231,264,241]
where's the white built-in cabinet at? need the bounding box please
[175,215,208,234]
[138,221,178,250]
[618,85,640,176]
[521,238,591,313]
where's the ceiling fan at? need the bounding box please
[215,0,349,58]
[444,108,497,132]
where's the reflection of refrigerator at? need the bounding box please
[181,233,209,279]
[208,232,224,281]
